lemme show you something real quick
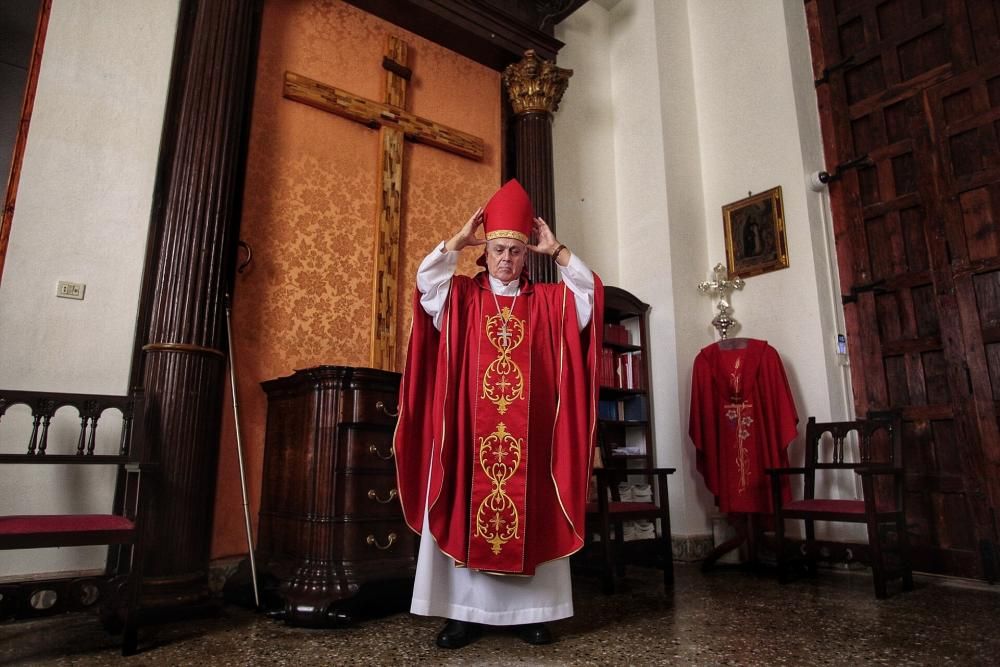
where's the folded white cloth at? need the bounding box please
[631,483,653,503]
[617,482,633,501]
[595,520,655,542]
[633,519,656,540]
[611,445,645,456]
[622,522,637,542]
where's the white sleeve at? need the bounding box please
[558,252,595,331]
[416,241,459,331]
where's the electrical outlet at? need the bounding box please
[56,281,86,300]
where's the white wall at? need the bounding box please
[687,1,858,533]
[650,0,719,535]
[0,0,179,578]
[552,3,619,285]
[558,0,708,536]
[689,1,829,420]
[605,0,694,534]
[556,0,856,541]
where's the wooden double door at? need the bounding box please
[807,0,1000,579]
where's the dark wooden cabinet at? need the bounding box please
[257,366,416,626]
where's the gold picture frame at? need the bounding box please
[722,186,788,279]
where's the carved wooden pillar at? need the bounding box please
[137,0,261,606]
[502,50,572,284]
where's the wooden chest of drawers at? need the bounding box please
[257,366,415,626]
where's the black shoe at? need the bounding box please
[436,619,481,649]
[516,622,553,645]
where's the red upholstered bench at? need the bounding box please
[0,389,152,655]
[766,414,914,599]
[0,515,136,548]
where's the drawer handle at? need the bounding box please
[366,532,397,550]
[368,443,394,460]
[375,400,399,418]
[367,488,398,504]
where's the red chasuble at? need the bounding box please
[394,271,603,575]
[689,339,798,514]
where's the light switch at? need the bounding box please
[56,281,85,300]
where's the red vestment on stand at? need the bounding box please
[689,339,798,514]
[394,271,603,575]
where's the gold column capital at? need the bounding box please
[502,49,573,115]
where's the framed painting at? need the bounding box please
[722,186,788,279]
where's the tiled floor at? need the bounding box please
[2,563,998,666]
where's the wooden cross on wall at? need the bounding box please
[284,36,485,371]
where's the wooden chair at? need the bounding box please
[766,414,913,598]
[0,389,152,655]
[584,428,676,594]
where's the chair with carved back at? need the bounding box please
[584,422,676,594]
[766,413,913,598]
[0,389,152,655]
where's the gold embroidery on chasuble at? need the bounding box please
[468,293,531,572]
[724,356,754,493]
[474,422,522,555]
[482,306,525,414]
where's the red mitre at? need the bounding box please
[483,179,533,244]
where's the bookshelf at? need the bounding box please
[578,285,673,591]
[598,286,654,472]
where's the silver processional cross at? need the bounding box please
[697,262,745,340]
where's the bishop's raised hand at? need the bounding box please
[527,217,569,265]
[444,207,487,252]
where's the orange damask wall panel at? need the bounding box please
[211,0,500,558]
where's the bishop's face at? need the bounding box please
[486,238,527,284]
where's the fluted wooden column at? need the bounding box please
[137,0,261,606]
[502,50,572,284]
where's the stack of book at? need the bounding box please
[604,323,631,345]
[598,395,648,422]
[599,349,645,390]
